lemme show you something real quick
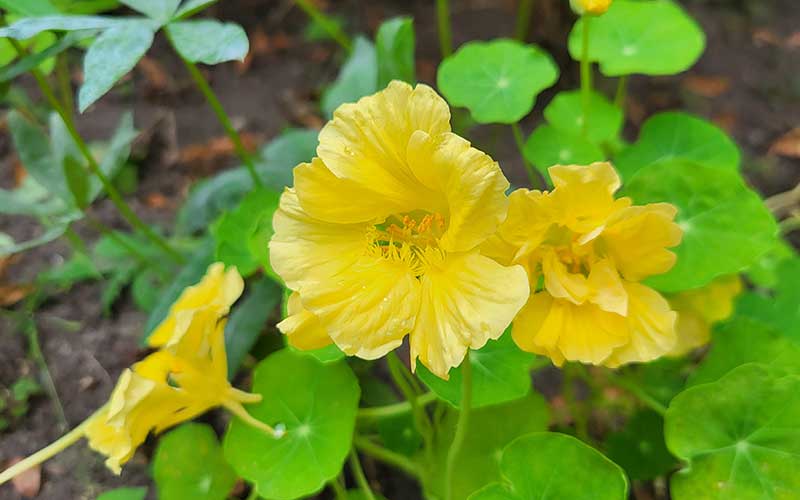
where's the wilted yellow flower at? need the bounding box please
[483,163,682,367]
[570,0,612,16]
[668,275,742,356]
[271,81,529,379]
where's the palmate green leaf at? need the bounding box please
[375,16,415,88]
[544,90,623,145]
[568,0,705,77]
[605,410,677,481]
[417,331,537,408]
[166,20,249,64]
[615,112,740,181]
[437,39,558,124]
[0,16,125,40]
[524,125,605,183]
[153,423,237,500]
[468,433,628,500]
[79,20,155,112]
[96,487,147,500]
[224,277,282,378]
[223,349,360,500]
[120,0,179,25]
[427,393,550,500]
[321,35,377,117]
[666,363,800,500]
[623,160,778,292]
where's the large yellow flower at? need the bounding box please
[270,81,529,379]
[483,162,682,367]
[571,0,612,16]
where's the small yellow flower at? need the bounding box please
[271,81,529,379]
[483,163,682,367]
[570,0,612,16]
[668,275,742,356]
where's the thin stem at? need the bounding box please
[11,41,184,265]
[353,436,420,478]
[223,402,282,437]
[294,0,351,51]
[444,351,472,500]
[614,75,628,110]
[387,353,434,466]
[580,16,592,137]
[511,123,546,189]
[349,449,377,500]
[514,0,535,41]
[175,55,263,188]
[357,392,437,422]
[55,52,74,115]
[436,0,453,57]
[606,371,667,416]
[328,476,347,500]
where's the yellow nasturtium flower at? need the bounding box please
[667,275,742,356]
[0,264,277,486]
[570,0,612,16]
[270,81,530,379]
[482,162,683,367]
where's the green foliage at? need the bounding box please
[224,350,360,500]
[0,0,59,15]
[666,364,800,499]
[469,433,628,500]
[120,0,179,25]
[322,36,377,117]
[375,16,415,88]
[605,410,677,481]
[544,90,623,145]
[166,20,249,64]
[438,39,558,124]
[524,125,605,181]
[96,487,147,500]
[568,0,705,76]
[736,258,800,342]
[153,423,237,500]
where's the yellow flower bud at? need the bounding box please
[570,0,612,16]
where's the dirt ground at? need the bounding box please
[1,0,798,498]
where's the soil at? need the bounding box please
[1,0,798,499]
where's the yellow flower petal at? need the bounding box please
[669,311,710,357]
[277,292,333,350]
[410,251,529,379]
[548,163,631,234]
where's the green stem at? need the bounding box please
[436,0,453,57]
[387,353,434,466]
[353,436,420,478]
[445,351,472,500]
[328,476,347,500]
[357,392,437,423]
[223,401,283,437]
[176,55,263,189]
[294,0,351,51]
[350,449,377,500]
[580,16,592,137]
[614,75,628,110]
[606,371,667,416]
[511,123,546,189]
[514,0,535,41]
[55,52,74,116]
[12,42,184,265]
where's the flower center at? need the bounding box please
[368,211,447,277]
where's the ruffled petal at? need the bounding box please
[278,292,333,350]
[586,258,628,315]
[410,252,529,379]
[542,248,590,305]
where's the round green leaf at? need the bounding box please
[523,125,605,182]
[605,410,677,481]
[666,363,800,500]
[469,433,629,500]
[166,20,249,65]
[223,349,360,500]
[153,423,237,500]
[568,0,705,76]
[96,487,147,500]
[623,160,778,292]
[737,258,800,343]
[437,39,558,124]
[614,112,740,181]
[544,90,623,144]
[416,332,537,409]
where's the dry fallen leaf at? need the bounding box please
[769,128,800,158]
[683,75,731,98]
[8,458,41,498]
[0,284,34,307]
[177,133,261,171]
[144,192,171,210]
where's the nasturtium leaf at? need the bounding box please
[224,349,360,500]
[0,16,124,40]
[120,0,179,25]
[544,90,623,145]
[258,127,318,188]
[523,125,605,182]
[629,357,691,408]
[79,20,155,112]
[614,112,740,180]
[737,258,800,343]
[153,423,237,500]
[427,393,550,500]
[417,331,536,409]
[224,278,282,378]
[745,239,795,288]
[568,0,705,77]
[437,39,558,124]
[469,433,629,500]
[375,16,415,88]
[96,487,147,500]
[666,363,800,500]
[605,410,677,481]
[624,160,778,292]
[166,20,249,65]
[321,36,377,117]
[378,412,422,456]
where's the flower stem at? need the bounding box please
[580,16,592,137]
[605,371,667,416]
[353,436,420,478]
[328,476,347,500]
[614,75,628,110]
[444,351,472,500]
[436,0,453,57]
[514,0,535,41]
[511,122,547,189]
[349,449,377,500]
[175,55,263,189]
[293,0,351,51]
[387,353,434,465]
[357,392,437,423]
[223,401,282,438]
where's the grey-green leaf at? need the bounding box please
[224,278,282,378]
[0,15,125,40]
[375,16,415,88]
[166,20,249,65]
[121,0,179,25]
[321,35,377,118]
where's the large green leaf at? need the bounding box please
[321,35,377,117]
[737,258,800,343]
[224,277,282,378]
[120,0,179,25]
[524,125,605,183]
[223,349,360,500]
[375,16,415,88]
[416,332,536,409]
[437,39,558,124]
[0,16,125,40]
[604,410,677,481]
[153,423,237,500]
[568,0,705,76]
[78,20,155,112]
[544,90,623,145]
[624,160,778,292]
[468,433,628,500]
[166,20,249,64]
[96,488,147,500]
[666,363,800,500]
[615,112,740,181]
